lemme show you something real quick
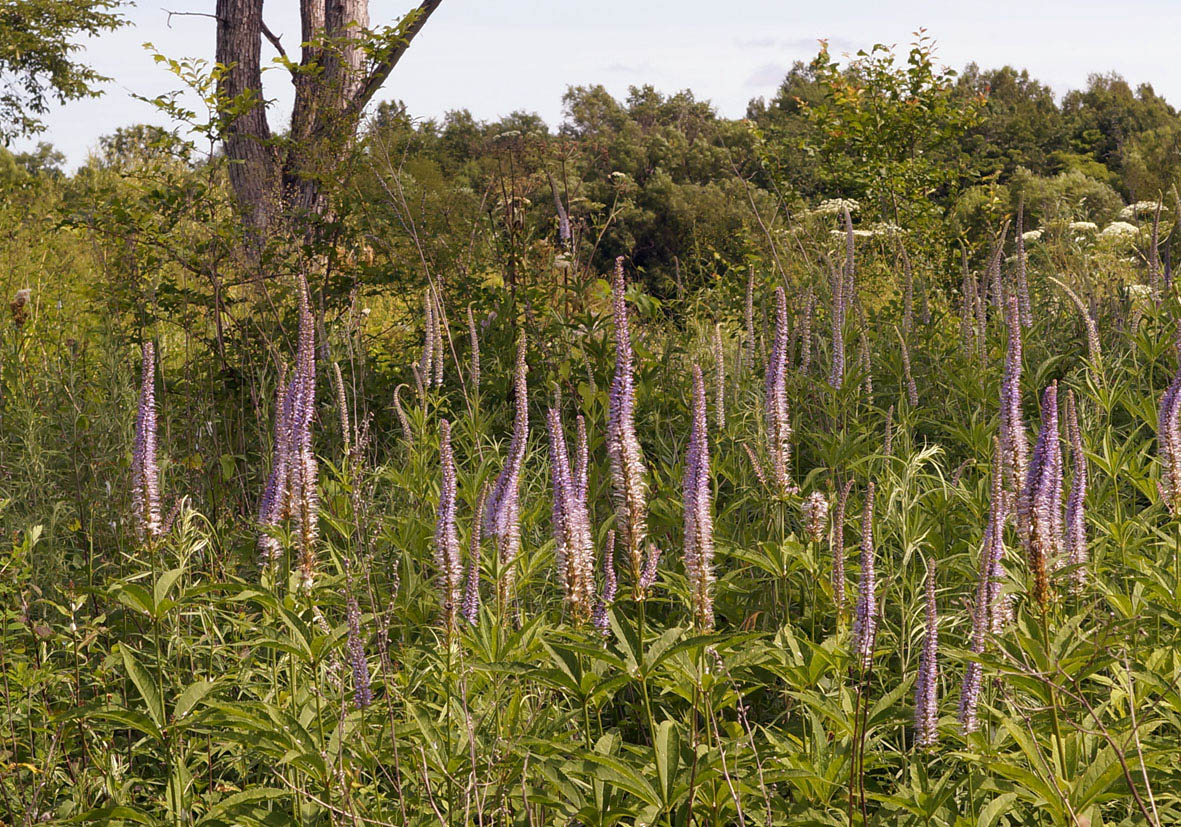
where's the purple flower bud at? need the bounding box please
[898,327,918,407]
[467,303,480,390]
[857,325,872,397]
[1051,277,1102,370]
[393,384,414,445]
[713,323,726,430]
[638,543,661,594]
[832,480,854,614]
[1015,204,1032,328]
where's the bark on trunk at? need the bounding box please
[215,0,279,231]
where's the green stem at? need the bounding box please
[1041,609,1069,780]
[637,599,656,745]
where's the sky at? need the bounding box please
[10,0,1181,168]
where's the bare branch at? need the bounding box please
[260,20,298,80]
[350,0,443,116]
[260,22,289,62]
[163,8,217,26]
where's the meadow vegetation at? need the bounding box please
[2,32,1181,826]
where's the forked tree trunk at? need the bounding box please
[214,0,442,235]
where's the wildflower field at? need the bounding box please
[4,14,1181,826]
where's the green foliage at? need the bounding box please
[0,0,126,141]
[765,33,984,227]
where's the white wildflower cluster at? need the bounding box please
[1127,283,1153,300]
[1118,201,1162,220]
[1099,221,1140,240]
[1067,221,1098,233]
[1022,229,1043,243]
[827,222,900,241]
[812,198,860,216]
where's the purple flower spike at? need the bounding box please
[1018,382,1061,612]
[801,491,829,545]
[1064,391,1088,591]
[1157,361,1181,514]
[258,275,317,580]
[345,590,372,709]
[984,444,1013,634]
[462,487,485,627]
[467,303,481,390]
[548,407,596,623]
[743,268,756,368]
[132,341,162,543]
[484,333,529,609]
[960,445,1005,735]
[852,483,877,672]
[764,287,796,495]
[607,257,651,597]
[799,288,815,372]
[914,560,939,748]
[682,366,715,631]
[830,264,846,389]
[999,295,1029,497]
[592,530,618,636]
[292,275,319,589]
[898,327,918,407]
[436,419,462,631]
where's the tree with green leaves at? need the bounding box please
[789,33,984,225]
[0,0,125,143]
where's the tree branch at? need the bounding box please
[260,20,298,80]
[163,8,218,26]
[260,22,288,61]
[349,0,443,117]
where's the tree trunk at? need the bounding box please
[215,0,279,232]
[215,0,443,236]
